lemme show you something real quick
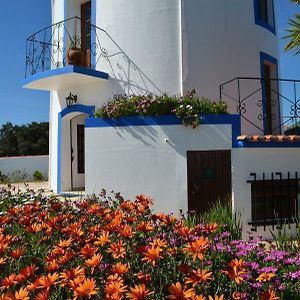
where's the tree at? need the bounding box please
[0,122,49,157]
[285,0,300,53]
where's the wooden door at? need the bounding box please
[81,1,91,68]
[187,150,231,214]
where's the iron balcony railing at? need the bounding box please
[25,16,112,77]
[25,16,162,95]
[220,77,300,135]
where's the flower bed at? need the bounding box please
[95,91,227,128]
[0,187,299,299]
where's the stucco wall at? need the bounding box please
[232,148,300,239]
[0,155,49,181]
[85,122,232,214]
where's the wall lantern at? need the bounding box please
[66,92,77,107]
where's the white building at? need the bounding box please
[23,0,300,238]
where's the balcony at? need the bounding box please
[220,77,300,135]
[22,17,110,91]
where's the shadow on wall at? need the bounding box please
[91,25,164,95]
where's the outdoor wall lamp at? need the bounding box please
[66,92,77,107]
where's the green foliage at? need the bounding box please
[285,14,300,54]
[0,171,8,183]
[185,200,242,240]
[270,216,300,253]
[285,1,300,53]
[95,91,227,127]
[0,122,49,157]
[33,170,44,181]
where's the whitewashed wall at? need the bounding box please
[0,155,49,181]
[232,148,300,240]
[85,123,232,214]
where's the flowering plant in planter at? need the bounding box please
[95,90,228,127]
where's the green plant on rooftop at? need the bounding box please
[95,90,228,127]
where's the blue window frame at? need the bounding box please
[254,0,276,35]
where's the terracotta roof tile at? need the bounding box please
[237,135,300,143]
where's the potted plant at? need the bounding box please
[66,40,82,66]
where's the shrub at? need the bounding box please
[95,91,228,127]
[33,170,44,181]
[0,170,8,183]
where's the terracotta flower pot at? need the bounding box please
[67,47,82,66]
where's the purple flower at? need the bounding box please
[260,266,278,273]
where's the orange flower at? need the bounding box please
[60,266,85,283]
[256,273,276,283]
[223,259,247,285]
[204,223,218,233]
[259,289,280,300]
[10,248,25,259]
[104,275,127,300]
[85,254,103,273]
[112,262,129,276]
[232,292,244,300]
[34,290,49,300]
[126,283,154,299]
[134,272,152,284]
[149,238,168,248]
[136,221,154,233]
[37,273,59,290]
[141,246,162,266]
[55,238,73,249]
[208,296,224,300]
[46,259,60,272]
[166,282,195,299]
[183,237,209,261]
[1,274,16,290]
[185,268,213,286]
[14,287,29,300]
[0,257,6,265]
[119,225,134,238]
[80,244,98,258]
[108,240,126,259]
[74,278,98,299]
[174,222,192,239]
[94,231,111,246]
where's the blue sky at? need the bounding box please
[0,1,299,126]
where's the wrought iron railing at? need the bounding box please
[247,172,300,231]
[25,16,110,77]
[220,77,300,135]
[25,17,162,94]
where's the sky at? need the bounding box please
[0,0,299,126]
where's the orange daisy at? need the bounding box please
[74,278,98,299]
[166,282,195,299]
[141,246,162,266]
[183,237,209,261]
[126,283,154,299]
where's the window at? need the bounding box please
[254,0,275,34]
[248,172,300,225]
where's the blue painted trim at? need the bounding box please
[253,0,276,35]
[238,141,300,148]
[85,114,242,148]
[57,104,95,193]
[260,52,279,134]
[64,0,68,63]
[22,65,109,88]
[91,0,96,68]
